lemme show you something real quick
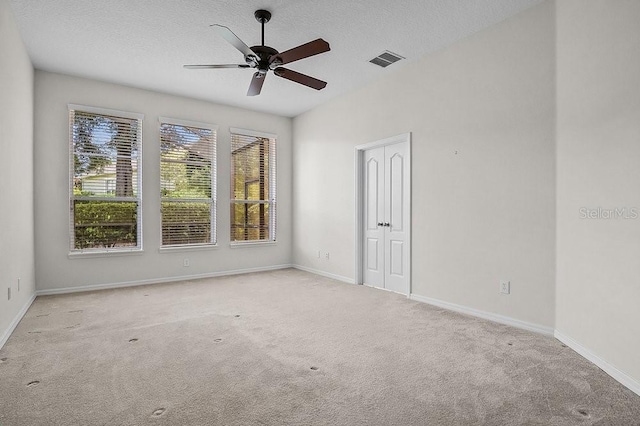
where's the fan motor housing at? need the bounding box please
[247,45,280,71]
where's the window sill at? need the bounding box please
[159,244,219,253]
[229,241,277,248]
[68,249,144,259]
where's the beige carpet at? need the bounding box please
[1,268,639,425]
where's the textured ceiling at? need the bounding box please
[10,0,543,117]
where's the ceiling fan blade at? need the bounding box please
[247,72,266,96]
[271,38,330,66]
[274,67,327,90]
[211,24,257,60]
[183,64,251,69]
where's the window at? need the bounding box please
[69,105,143,252]
[230,128,276,243]
[160,118,217,247]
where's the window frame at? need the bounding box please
[229,127,277,245]
[68,104,144,255]
[158,117,218,249]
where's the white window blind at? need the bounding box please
[230,129,276,242]
[160,118,217,246]
[69,106,143,252]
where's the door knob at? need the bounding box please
[377,222,384,227]
[384,223,390,227]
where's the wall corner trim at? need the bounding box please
[554,330,640,397]
[292,264,355,285]
[409,293,555,336]
[1,293,37,350]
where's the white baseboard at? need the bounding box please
[36,264,293,296]
[292,264,355,284]
[0,293,37,350]
[554,330,640,397]
[409,293,554,336]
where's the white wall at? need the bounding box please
[0,0,35,345]
[293,1,556,329]
[556,0,640,389]
[34,71,292,292]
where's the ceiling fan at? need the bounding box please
[184,9,331,96]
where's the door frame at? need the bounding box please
[354,132,411,294]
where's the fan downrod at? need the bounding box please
[254,9,271,47]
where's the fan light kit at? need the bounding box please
[185,9,331,96]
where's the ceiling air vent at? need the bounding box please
[369,51,405,68]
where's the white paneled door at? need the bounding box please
[362,140,410,294]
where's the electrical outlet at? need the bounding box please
[183,258,190,267]
[317,250,321,258]
[7,287,11,300]
[500,281,510,295]
[325,252,330,260]
[17,277,21,292]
